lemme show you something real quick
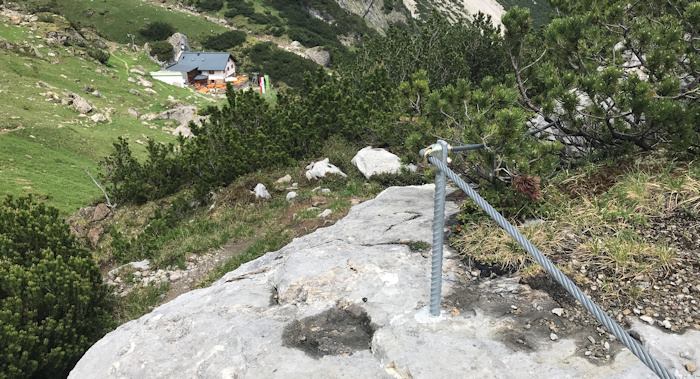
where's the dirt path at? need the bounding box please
[161,238,256,304]
[106,42,130,76]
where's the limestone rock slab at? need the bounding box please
[71,185,697,379]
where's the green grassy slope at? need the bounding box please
[0,19,211,213]
[54,0,230,46]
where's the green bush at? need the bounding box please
[269,26,285,37]
[247,12,276,25]
[370,171,429,187]
[196,0,224,12]
[138,21,176,42]
[36,13,55,23]
[149,40,174,61]
[87,48,110,64]
[100,138,187,205]
[245,42,318,88]
[0,195,113,378]
[224,1,255,18]
[201,30,247,51]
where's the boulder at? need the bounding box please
[71,185,698,378]
[66,29,86,46]
[87,225,105,246]
[31,44,43,58]
[351,147,404,179]
[127,108,140,119]
[140,106,204,139]
[129,89,140,96]
[90,113,107,123]
[253,183,271,200]
[144,88,157,95]
[0,37,14,50]
[148,105,196,125]
[285,191,297,202]
[92,203,111,222]
[91,90,102,98]
[167,33,190,63]
[138,79,153,88]
[130,68,146,76]
[305,158,347,181]
[36,81,55,89]
[70,93,93,114]
[275,174,292,184]
[305,46,331,67]
[317,209,332,218]
[172,123,193,138]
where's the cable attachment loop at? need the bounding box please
[421,143,452,166]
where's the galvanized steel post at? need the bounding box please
[429,140,448,316]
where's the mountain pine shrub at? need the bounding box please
[149,40,174,62]
[0,196,113,378]
[138,21,176,42]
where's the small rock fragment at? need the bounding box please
[639,315,654,325]
[317,209,332,218]
[275,174,292,184]
[686,363,697,373]
[551,308,563,317]
[550,333,558,341]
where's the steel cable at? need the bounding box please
[428,156,675,379]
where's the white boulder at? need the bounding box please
[352,147,411,179]
[253,183,271,200]
[305,158,347,181]
[90,113,107,122]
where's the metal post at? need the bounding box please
[429,140,448,316]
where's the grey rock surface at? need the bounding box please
[72,95,93,114]
[141,105,204,139]
[138,79,153,88]
[276,174,292,184]
[71,185,698,379]
[127,108,140,119]
[90,113,107,123]
[167,33,190,63]
[305,47,331,67]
